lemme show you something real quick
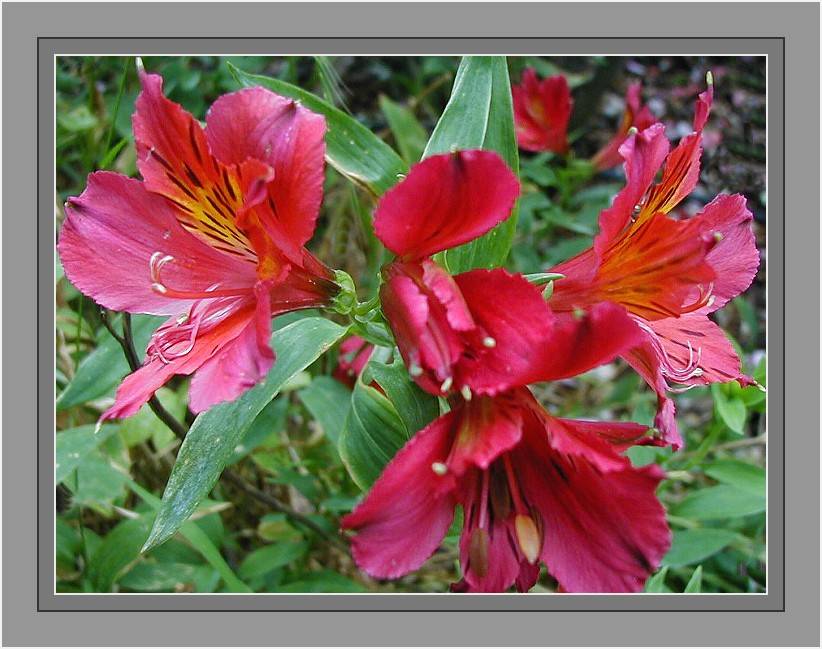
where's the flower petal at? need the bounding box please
[591,82,656,171]
[206,88,327,248]
[695,194,760,311]
[648,311,750,386]
[341,413,458,580]
[458,517,522,592]
[187,283,275,414]
[513,69,573,153]
[594,123,670,255]
[517,426,670,592]
[447,397,523,475]
[373,150,519,260]
[527,302,644,383]
[452,269,554,395]
[58,172,256,315]
[101,301,255,420]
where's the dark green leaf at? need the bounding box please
[119,562,217,592]
[704,460,765,496]
[56,424,117,483]
[229,63,406,196]
[278,570,367,593]
[339,377,409,490]
[238,542,308,580]
[57,314,165,410]
[364,356,439,435]
[711,384,747,434]
[87,517,151,591]
[298,376,352,445]
[663,529,738,567]
[379,95,428,164]
[143,318,348,551]
[672,486,765,521]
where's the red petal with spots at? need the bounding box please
[58,172,257,316]
[373,150,519,260]
[206,87,327,248]
[513,69,573,153]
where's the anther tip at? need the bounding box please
[706,70,714,87]
[135,56,145,74]
[431,462,448,476]
[482,336,497,349]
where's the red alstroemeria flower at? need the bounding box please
[342,387,670,593]
[58,68,340,420]
[548,81,760,448]
[333,335,375,389]
[512,68,573,154]
[373,149,641,399]
[590,81,657,171]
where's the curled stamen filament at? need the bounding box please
[680,282,715,314]
[635,318,704,383]
[150,252,250,300]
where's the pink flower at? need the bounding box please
[512,69,573,154]
[549,80,760,448]
[342,388,670,593]
[591,81,656,171]
[58,68,340,420]
[333,335,375,389]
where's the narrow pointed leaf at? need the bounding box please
[143,318,348,551]
[228,62,406,196]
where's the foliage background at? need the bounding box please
[55,56,766,594]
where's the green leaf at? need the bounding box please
[672,485,765,521]
[57,314,165,410]
[364,356,439,435]
[339,377,409,490]
[56,424,118,484]
[119,562,217,593]
[127,479,251,593]
[704,460,765,496]
[278,570,367,593]
[423,57,519,272]
[644,566,670,593]
[379,95,429,164]
[238,541,308,581]
[663,529,738,567]
[711,384,747,434]
[684,565,703,593]
[87,517,152,591]
[143,318,348,551]
[298,376,352,445]
[119,387,186,448]
[229,62,406,196]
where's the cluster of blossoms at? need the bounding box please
[58,64,759,593]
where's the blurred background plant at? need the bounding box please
[55,55,766,594]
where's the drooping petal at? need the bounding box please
[593,123,670,255]
[334,336,375,388]
[549,417,661,470]
[58,172,257,316]
[101,301,255,421]
[341,413,458,580]
[373,150,520,260]
[513,69,573,153]
[526,302,644,383]
[694,194,760,311]
[187,282,275,414]
[205,88,327,248]
[452,269,555,395]
[517,425,670,593]
[457,517,522,593]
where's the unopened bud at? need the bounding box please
[514,514,542,564]
[431,462,448,476]
[468,528,489,577]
